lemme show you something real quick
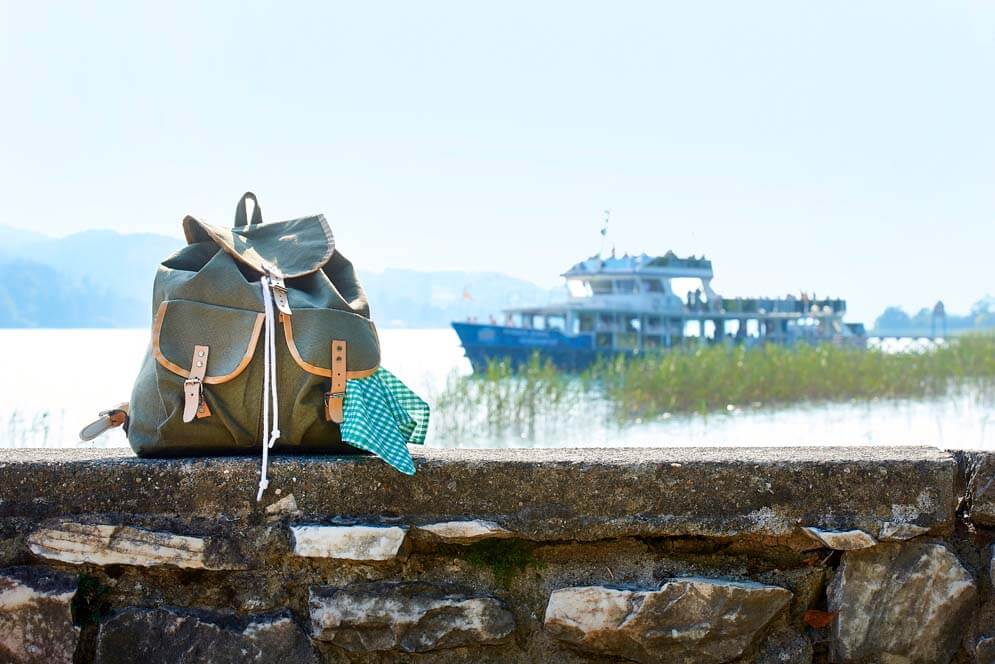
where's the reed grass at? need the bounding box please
[591,334,995,419]
[433,334,995,439]
[431,354,588,441]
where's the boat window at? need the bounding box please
[616,333,638,350]
[624,315,640,332]
[548,316,565,331]
[646,315,662,328]
[578,314,595,332]
[642,279,663,293]
[615,279,637,294]
[567,280,593,297]
[598,313,614,328]
[670,278,704,306]
[643,335,661,349]
[590,280,613,295]
[595,332,613,348]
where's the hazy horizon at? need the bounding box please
[3,1,993,324]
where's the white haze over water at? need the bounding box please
[1,328,992,451]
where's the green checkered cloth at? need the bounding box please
[339,368,429,475]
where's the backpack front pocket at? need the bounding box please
[138,299,266,454]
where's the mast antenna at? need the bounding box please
[599,209,611,257]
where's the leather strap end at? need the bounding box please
[325,339,347,423]
[80,403,129,441]
[183,345,210,423]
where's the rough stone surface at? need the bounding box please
[290,524,407,560]
[543,577,792,663]
[0,447,957,545]
[93,606,318,664]
[801,527,877,550]
[878,521,930,541]
[309,581,515,652]
[756,629,813,664]
[0,566,78,664]
[828,542,976,663]
[27,521,238,570]
[964,451,995,526]
[415,519,513,543]
[0,447,979,662]
[977,636,995,664]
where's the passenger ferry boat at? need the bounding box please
[452,250,865,372]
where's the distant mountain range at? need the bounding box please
[2,225,992,335]
[0,226,559,328]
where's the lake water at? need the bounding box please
[1,329,992,450]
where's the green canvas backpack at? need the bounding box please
[81,193,429,499]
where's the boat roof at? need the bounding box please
[505,303,845,320]
[562,251,713,279]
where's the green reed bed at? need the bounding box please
[592,335,995,419]
[432,355,587,441]
[432,334,995,439]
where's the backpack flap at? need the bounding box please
[181,213,335,279]
[152,300,265,387]
[281,307,380,379]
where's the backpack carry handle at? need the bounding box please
[234,192,263,228]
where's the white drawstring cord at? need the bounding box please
[257,275,281,501]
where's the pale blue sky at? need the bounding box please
[2,1,993,322]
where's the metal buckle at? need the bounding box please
[185,378,204,399]
[323,391,346,405]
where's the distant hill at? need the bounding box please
[8,225,988,334]
[0,226,557,328]
[0,259,147,327]
[0,225,49,250]
[362,268,561,328]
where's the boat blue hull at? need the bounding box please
[452,322,615,372]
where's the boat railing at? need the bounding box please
[719,297,846,315]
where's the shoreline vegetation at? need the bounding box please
[432,334,995,441]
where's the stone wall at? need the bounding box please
[2,446,995,663]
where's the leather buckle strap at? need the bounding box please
[269,276,292,317]
[79,402,130,441]
[324,339,347,423]
[183,345,211,422]
[262,264,293,317]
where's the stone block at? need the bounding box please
[415,520,513,543]
[290,524,407,561]
[543,577,792,663]
[877,521,930,541]
[0,447,958,545]
[264,493,300,516]
[828,542,976,663]
[963,451,995,526]
[801,527,877,550]
[309,581,515,652]
[93,607,318,664]
[27,521,239,570]
[0,566,78,664]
